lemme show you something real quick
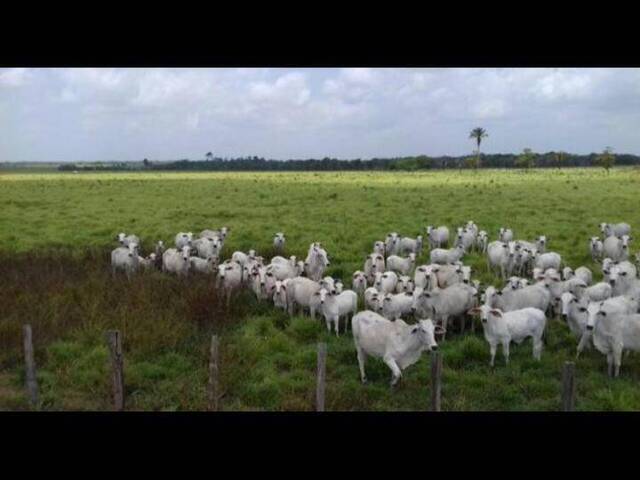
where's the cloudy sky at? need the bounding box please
[1,68,639,162]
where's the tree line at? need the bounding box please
[57,151,640,172]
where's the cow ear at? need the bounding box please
[434,325,446,335]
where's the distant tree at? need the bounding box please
[596,147,615,174]
[469,127,488,168]
[205,152,213,162]
[143,158,150,168]
[464,154,479,170]
[516,148,536,171]
[553,151,566,169]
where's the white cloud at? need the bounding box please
[0,68,31,87]
[3,67,640,162]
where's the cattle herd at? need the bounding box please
[110,221,640,386]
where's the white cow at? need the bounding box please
[351,271,368,295]
[386,253,416,276]
[587,307,640,377]
[469,305,546,367]
[111,243,140,279]
[374,271,398,294]
[498,228,514,243]
[399,235,423,255]
[426,225,450,249]
[316,288,358,336]
[117,233,140,248]
[589,237,604,262]
[430,245,465,265]
[162,246,191,276]
[352,312,441,386]
[175,232,193,249]
[603,235,631,263]
[273,233,286,252]
[600,222,631,239]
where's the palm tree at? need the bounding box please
[469,127,488,168]
[205,152,213,162]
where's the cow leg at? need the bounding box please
[489,342,497,367]
[384,356,402,387]
[460,315,465,334]
[614,344,623,378]
[607,352,614,377]
[533,337,543,361]
[502,340,510,366]
[356,348,367,384]
[441,316,449,341]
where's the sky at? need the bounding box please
[1,67,640,162]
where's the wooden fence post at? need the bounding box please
[22,324,39,409]
[562,361,576,412]
[431,351,442,412]
[208,335,220,411]
[316,342,327,412]
[106,330,125,411]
